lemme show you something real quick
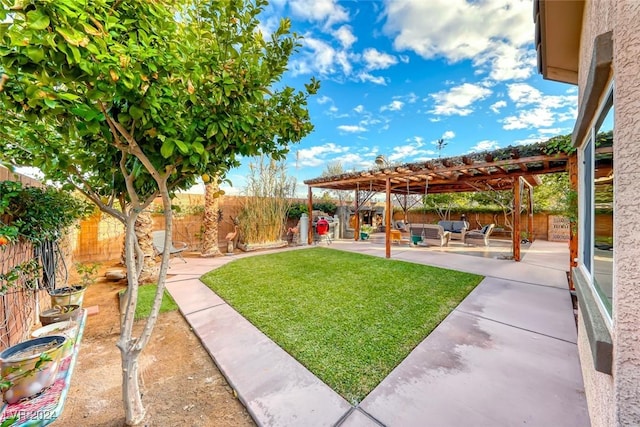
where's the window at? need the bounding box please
[580,86,614,317]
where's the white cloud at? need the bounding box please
[290,36,353,77]
[362,48,398,70]
[317,95,332,104]
[394,92,418,104]
[383,0,534,81]
[354,105,365,113]
[501,83,577,130]
[489,100,507,113]
[502,109,555,130]
[399,55,410,63]
[442,130,455,139]
[357,72,387,85]
[296,142,349,167]
[387,141,435,163]
[478,42,536,81]
[359,117,382,126]
[513,136,545,146]
[333,153,374,170]
[338,124,368,133]
[333,25,357,48]
[289,0,349,28]
[380,100,404,112]
[538,128,564,135]
[470,140,499,151]
[429,82,492,116]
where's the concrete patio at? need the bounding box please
[165,239,589,426]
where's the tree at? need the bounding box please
[201,176,223,257]
[0,1,319,424]
[237,155,296,245]
[321,161,352,206]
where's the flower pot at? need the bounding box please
[49,286,86,307]
[31,320,78,359]
[0,335,67,403]
[39,305,80,326]
[360,232,370,240]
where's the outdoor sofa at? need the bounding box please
[437,220,469,240]
[409,224,451,247]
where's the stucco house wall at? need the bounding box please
[574,1,640,426]
[610,2,640,426]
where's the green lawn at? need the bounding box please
[200,247,482,404]
[121,284,179,320]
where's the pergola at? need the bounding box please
[304,140,578,261]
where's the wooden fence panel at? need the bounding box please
[0,167,50,351]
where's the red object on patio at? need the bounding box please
[316,219,331,245]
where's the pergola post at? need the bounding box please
[513,177,522,261]
[307,186,313,245]
[385,177,391,258]
[354,189,360,241]
[528,184,535,242]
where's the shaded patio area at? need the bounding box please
[366,232,517,260]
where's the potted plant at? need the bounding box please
[0,335,67,403]
[49,262,98,308]
[360,224,374,240]
[39,305,80,326]
[31,320,79,359]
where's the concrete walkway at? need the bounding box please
[165,240,590,427]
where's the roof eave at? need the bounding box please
[535,0,584,85]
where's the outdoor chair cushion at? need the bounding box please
[464,224,495,246]
[437,220,469,240]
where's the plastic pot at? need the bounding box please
[49,286,86,307]
[0,335,66,403]
[39,305,80,326]
[31,321,78,359]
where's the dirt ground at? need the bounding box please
[56,263,255,427]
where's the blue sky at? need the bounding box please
[214,0,577,197]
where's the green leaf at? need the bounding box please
[175,140,189,154]
[57,92,80,101]
[193,141,205,154]
[129,105,144,120]
[25,47,45,63]
[206,122,218,138]
[56,27,89,47]
[27,10,50,30]
[160,140,174,158]
[71,105,97,120]
[69,45,81,63]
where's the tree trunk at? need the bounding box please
[201,180,222,257]
[118,190,174,426]
[135,211,157,283]
[121,349,144,425]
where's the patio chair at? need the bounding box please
[422,224,451,247]
[394,220,408,232]
[464,223,495,246]
[152,230,188,263]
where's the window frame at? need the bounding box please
[577,82,614,325]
